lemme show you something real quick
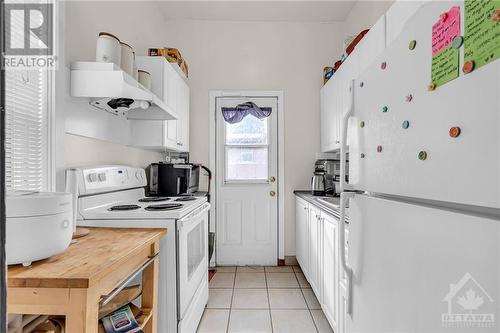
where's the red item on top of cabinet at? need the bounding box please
[333,60,342,71]
[346,29,370,55]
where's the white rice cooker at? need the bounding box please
[6,192,73,266]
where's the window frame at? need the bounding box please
[223,115,271,184]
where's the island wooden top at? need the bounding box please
[8,227,167,289]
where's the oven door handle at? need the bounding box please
[177,202,211,230]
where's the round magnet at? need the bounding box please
[382,106,389,113]
[449,126,461,138]
[418,151,428,161]
[402,120,410,129]
[408,40,417,50]
[406,94,413,102]
[463,60,475,74]
[360,153,365,158]
[427,83,436,91]
[360,121,365,128]
[381,62,387,70]
[377,145,383,153]
[451,36,464,49]
[492,8,500,22]
[360,82,364,87]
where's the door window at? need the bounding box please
[224,115,269,182]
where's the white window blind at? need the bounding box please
[5,0,52,192]
[5,69,50,192]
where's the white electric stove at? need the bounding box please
[66,165,210,333]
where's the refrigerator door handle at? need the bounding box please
[340,191,354,316]
[340,79,355,192]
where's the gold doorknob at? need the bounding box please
[270,176,276,183]
[270,191,276,197]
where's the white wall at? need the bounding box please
[343,0,394,40]
[62,1,166,175]
[161,19,343,255]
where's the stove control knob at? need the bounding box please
[88,173,98,182]
[135,171,142,180]
[98,173,107,182]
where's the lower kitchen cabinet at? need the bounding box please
[322,213,339,332]
[308,205,322,297]
[295,197,309,274]
[295,195,343,332]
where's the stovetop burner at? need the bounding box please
[109,204,141,211]
[175,196,197,202]
[138,197,171,202]
[144,203,184,211]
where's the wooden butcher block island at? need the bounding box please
[7,227,167,333]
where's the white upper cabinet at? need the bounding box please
[131,56,190,152]
[321,13,385,153]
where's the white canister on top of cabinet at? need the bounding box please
[120,42,134,76]
[138,70,152,90]
[95,32,121,66]
[132,52,139,81]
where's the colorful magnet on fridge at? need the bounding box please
[402,120,410,129]
[492,8,500,22]
[463,60,475,74]
[418,151,428,160]
[382,106,389,113]
[360,82,364,87]
[405,94,413,102]
[449,126,461,138]
[377,145,383,153]
[408,40,417,50]
[427,83,436,91]
[451,36,464,49]
[360,121,365,128]
[360,153,365,158]
[380,62,387,70]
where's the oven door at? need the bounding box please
[177,202,210,319]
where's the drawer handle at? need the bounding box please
[100,253,158,306]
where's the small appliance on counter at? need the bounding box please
[6,191,73,266]
[311,158,348,196]
[148,162,200,197]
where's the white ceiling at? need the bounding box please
[156,1,357,22]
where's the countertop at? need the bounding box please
[294,190,349,222]
[8,227,167,289]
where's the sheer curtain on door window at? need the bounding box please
[4,6,51,192]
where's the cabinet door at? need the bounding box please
[320,80,336,152]
[322,214,339,332]
[295,197,309,273]
[308,205,322,296]
[176,78,190,152]
[339,281,347,333]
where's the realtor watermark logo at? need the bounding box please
[3,1,57,69]
[442,273,495,329]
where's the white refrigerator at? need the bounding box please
[339,1,500,332]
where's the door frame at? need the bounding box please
[209,90,285,262]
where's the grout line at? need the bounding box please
[225,273,237,333]
[265,272,274,333]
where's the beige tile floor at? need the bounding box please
[197,266,333,333]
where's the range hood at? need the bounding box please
[70,62,178,120]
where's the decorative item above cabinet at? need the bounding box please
[70,61,178,121]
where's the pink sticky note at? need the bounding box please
[432,6,461,55]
